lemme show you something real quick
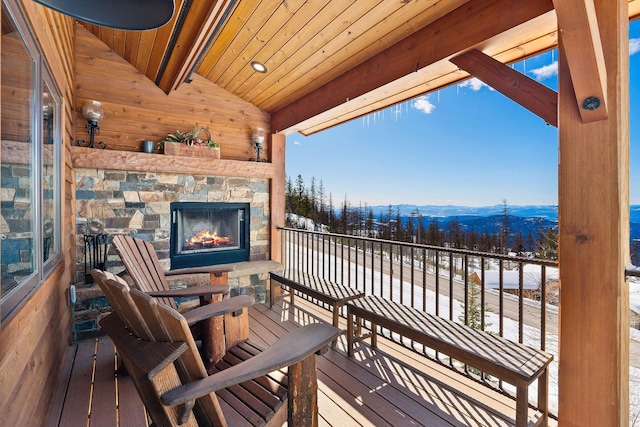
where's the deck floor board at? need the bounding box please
[48,298,558,427]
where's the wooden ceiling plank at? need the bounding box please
[196,0,261,80]
[249,0,418,107]
[99,26,113,48]
[238,0,392,100]
[123,30,142,64]
[551,0,608,122]
[133,29,157,78]
[271,0,555,133]
[236,1,382,105]
[251,0,465,110]
[200,0,284,86]
[143,0,185,83]
[450,49,558,126]
[631,0,640,20]
[112,29,126,58]
[220,0,312,94]
[157,0,237,94]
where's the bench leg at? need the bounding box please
[371,323,377,349]
[270,279,283,308]
[537,368,549,426]
[269,280,275,307]
[330,305,341,348]
[515,379,528,427]
[332,305,340,329]
[347,309,355,357]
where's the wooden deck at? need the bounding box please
[46,298,557,427]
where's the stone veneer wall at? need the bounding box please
[72,168,271,340]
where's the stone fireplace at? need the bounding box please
[170,201,250,269]
[72,166,278,340]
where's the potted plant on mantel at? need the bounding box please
[158,126,220,159]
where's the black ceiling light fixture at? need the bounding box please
[32,0,175,31]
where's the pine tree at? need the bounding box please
[501,199,510,254]
[426,218,441,246]
[459,283,492,375]
[538,226,558,260]
[366,207,375,238]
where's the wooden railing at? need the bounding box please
[277,226,560,413]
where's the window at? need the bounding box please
[1,0,61,322]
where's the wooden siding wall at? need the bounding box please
[0,2,75,427]
[74,25,270,160]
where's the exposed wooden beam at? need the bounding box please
[552,0,608,122]
[557,0,629,424]
[450,49,558,127]
[157,0,237,94]
[271,0,555,133]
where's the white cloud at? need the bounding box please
[459,77,488,91]
[530,61,558,80]
[412,95,435,114]
[293,140,301,145]
[631,38,640,56]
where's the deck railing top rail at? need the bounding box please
[277,226,559,268]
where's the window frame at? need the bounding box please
[1,0,62,323]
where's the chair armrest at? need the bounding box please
[145,284,229,298]
[165,265,233,277]
[161,323,342,406]
[182,295,254,325]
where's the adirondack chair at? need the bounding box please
[112,234,233,366]
[93,269,341,427]
[112,234,230,309]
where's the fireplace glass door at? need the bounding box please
[170,202,250,268]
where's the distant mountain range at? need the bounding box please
[369,204,640,241]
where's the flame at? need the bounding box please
[184,229,232,248]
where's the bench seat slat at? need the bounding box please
[347,296,552,427]
[347,295,552,382]
[271,271,364,304]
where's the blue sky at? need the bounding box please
[286,20,640,208]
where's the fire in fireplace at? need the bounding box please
[170,202,250,269]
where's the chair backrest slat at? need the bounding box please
[129,289,226,426]
[113,235,176,309]
[91,269,152,339]
[94,268,226,426]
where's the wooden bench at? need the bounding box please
[269,270,364,328]
[346,295,553,427]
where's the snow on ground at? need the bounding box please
[473,262,559,290]
[631,280,640,317]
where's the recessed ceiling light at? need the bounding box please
[251,61,267,73]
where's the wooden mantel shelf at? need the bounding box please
[70,146,275,179]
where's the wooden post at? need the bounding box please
[288,354,319,427]
[201,271,228,367]
[270,132,286,306]
[270,132,286,263]
[557,1,629,425]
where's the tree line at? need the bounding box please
[285,175,558,260]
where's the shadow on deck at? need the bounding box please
[46,298,556,426]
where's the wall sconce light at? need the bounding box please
[250,127,266,162]
[77,100,106,149]
[43,93,53,145]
